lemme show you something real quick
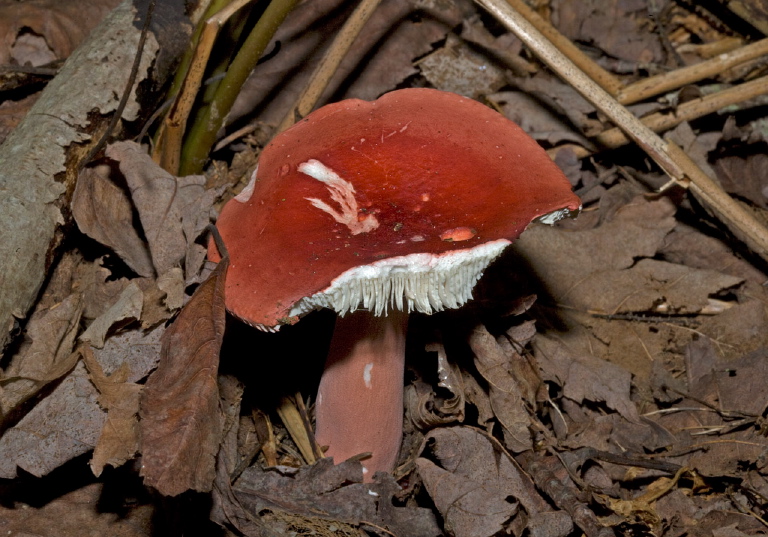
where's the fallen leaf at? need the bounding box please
[72,164,154,277]
[0,0,122,64]
[0,293,82,418]
[106,141,217,276]
[415,426,554,537]
[534,334,640,423]
[79,281,143,348]
[469,324,533,452]
[417,34,506,99]
[233,458,442,537]
[83,346,142,476]
[139,258,228,496]
[0,361,105,479]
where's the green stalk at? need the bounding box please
[180,0,299,175]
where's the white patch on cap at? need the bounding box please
[300,159,379,235]
[288,239,511,318]
[536,206,579,225]
[363,363,373,388]
[234,166,258,203]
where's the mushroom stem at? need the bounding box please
[314,309,409,481]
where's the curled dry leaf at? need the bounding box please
[139,257,228,496]
[82,346,141,477]
[406,341,465,430]
[106,141,219,277]
[0,0,122,64]
[0,293,82,419]
[469,324,532,453]
[79,281,143,349]
[71,164,154,278]
[416,426,565,537]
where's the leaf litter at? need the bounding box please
[2,0,768,535]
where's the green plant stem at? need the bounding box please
[180,0,298,175]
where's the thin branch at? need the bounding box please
[618,37,768,104]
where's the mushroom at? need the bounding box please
[209,88,580,480]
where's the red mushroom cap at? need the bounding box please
[210,88,580,329]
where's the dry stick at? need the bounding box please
[589,76,768,151]
[475,0,768,262]
[275,0,383,134]
[504,0,623,96]
[618,37,768,105]
[154,0,253,174]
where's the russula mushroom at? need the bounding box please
[209,88,580,480]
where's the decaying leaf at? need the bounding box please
[79,281,143,349]
[106,141,218,277]
[534,334,640,423]
[470,324,533,452]
[416,426,567,537]
[72,164,154,278]
[83,346,142,476]
[0,293,83,419]
[139,258,228,496]
[0,361,105,479]
[233,458,442,537]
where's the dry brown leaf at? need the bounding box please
[417,34,506,99]
[83,346,142,476]
[552,0,664,64]
[79,281,143,348]
[232,458,442,537]
[106,141,217,276]
[0,0,122,65]
[0,293,82,418]
[415,426,561,537]
[139,258,228,496]
[72,164,154,277]
[0,361,105,478]
[534,334,640,423]
[469,324,533,452]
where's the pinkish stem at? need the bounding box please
[314,309,409,481]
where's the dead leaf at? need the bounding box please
[0,293,82,418]
[83,346,142,476]
[79,281,143,348]
[415,426,556,537]
[0,0,122,64]
[139,258,228,496]
[534,334,640,423]
[232,458,442,537]
[469,324,533,452]
[106,141,217,276]
[417,34,506,99]
[72,164,154,277]
[0,361,105,479]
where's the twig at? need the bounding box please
[618,38,768,104]
[595,76,768,150]
[475,0,768,262]
[275,0,383,134]
[81,0,155,169]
